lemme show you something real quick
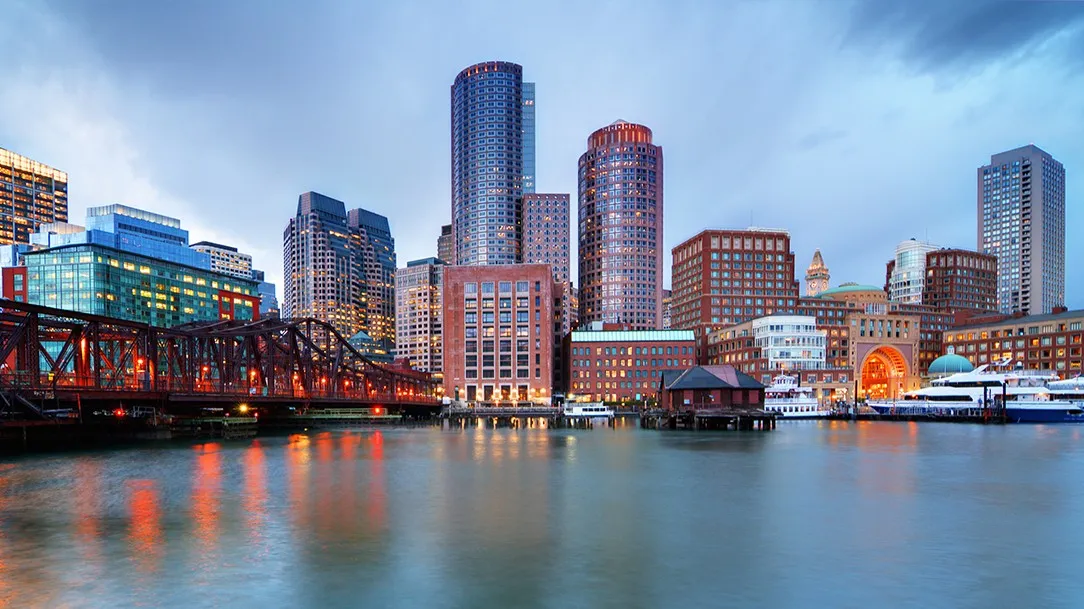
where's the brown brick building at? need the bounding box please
[565,324,696,405]
[923,249,997,314]
[442,264,557,404]
[670,228,799,338]
[942,307,1084,375]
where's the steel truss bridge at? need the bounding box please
[0,299,439,421]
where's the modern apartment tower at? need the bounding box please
[522,193,570,284]
[0,147,68,244]
[886,238,939,304]
[283,191,396,352]
[577,121,664,330]
[978,145,1066,315]
[395,258,444,373]
[348,208,397,355]
[451,61,525,266]
[190,241,253,280]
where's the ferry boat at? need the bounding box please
[764,373,831,419]
[562,403,615,421]
[1004,377,1084,423]
[867,362,1062,419]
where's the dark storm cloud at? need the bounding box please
[845,0,1084,71]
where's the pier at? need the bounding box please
[640,408,777,431]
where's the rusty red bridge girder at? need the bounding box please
[0,298,438,419]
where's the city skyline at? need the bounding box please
[2,2,1083,305]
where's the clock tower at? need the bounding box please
[805,250,830,297]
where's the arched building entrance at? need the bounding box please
[860,346,909,400]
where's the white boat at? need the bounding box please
[562,402,615,420]
[867,362,1063,419]
[763,373,831,419]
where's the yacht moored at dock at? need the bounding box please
[1004,377,1084,423]
[763,373,830,419]
[562,403,615,421]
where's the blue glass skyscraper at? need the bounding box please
[450,61,524,266]
[522,81,536,195]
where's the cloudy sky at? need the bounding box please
[2,0,1082,304]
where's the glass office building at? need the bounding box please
[0,147,69,245]
[23,244,259,327]
[522,81,536,194]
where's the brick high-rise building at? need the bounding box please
[0,147,68,245]
[577,121,663,330]
[922,248,998,315]
[670,228,799,337]
[442,264,556,404]
[978,145,1065,315]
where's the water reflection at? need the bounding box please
[242,440,267,547]
[126,479,162,574]
[191,443,222,553]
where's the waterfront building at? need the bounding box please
[804,250,830,297]
[451,61,525,266]
[190,241,253,280]
[578,120,664,330]
[706,315,848,402]
[943,307,1084,375]
[978,145,1065,315]
[348,208,397,356]
[251,269,280,318]
[395,258,444,374]
[441,264,555,404]
[670,228,799,337]
[885,238,939,303]
[656,365,765,411]
[522,81,536,194]
[522,193,570,285]
[564,323,696,405]
[0,147,68,245]
[437,224,454,264]
[922,249,998,315]
[5,244,258,326]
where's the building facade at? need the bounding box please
[522,193,570,284]
[0,147,68,245]
[662,289,672,329]
[565,325,696,404]
[190,241,253,280]
[522,81,536,194]
[978,145,1066,315]
[442,264,555,404]
[943,308,1084,375]
[805,250,830,297]
[578,120,663,330]
[670,228,799,337]
[451,61,524,266]
[251,269,280,318]
[437,223,454,264]
[922,248,997,315]
[16,244,258,327]
[886,238,939,303]
[348,208,397,355]
[395,258,444,374]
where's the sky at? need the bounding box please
[2,0,1082,305]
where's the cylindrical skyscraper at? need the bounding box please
[577,120,664,330]
[451,61,524,266]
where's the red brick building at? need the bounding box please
[565,324,696,405]
[922,249,998,314]
[442,264,557,404]
[657,365,765,411]
[942,307,1084,375]
[670,228,799,338]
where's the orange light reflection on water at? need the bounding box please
[191,443,222,553]
[73,459,103,565]
[286,434,312,532]
[126,479,162,574]
[243,440,268,546]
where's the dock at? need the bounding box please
[640,408,777,431]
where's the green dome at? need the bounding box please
[816,282,884,298]
[928,354,974,375]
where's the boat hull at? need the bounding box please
[1005,403,1084,423]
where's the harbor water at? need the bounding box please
[2,420,1084,608]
